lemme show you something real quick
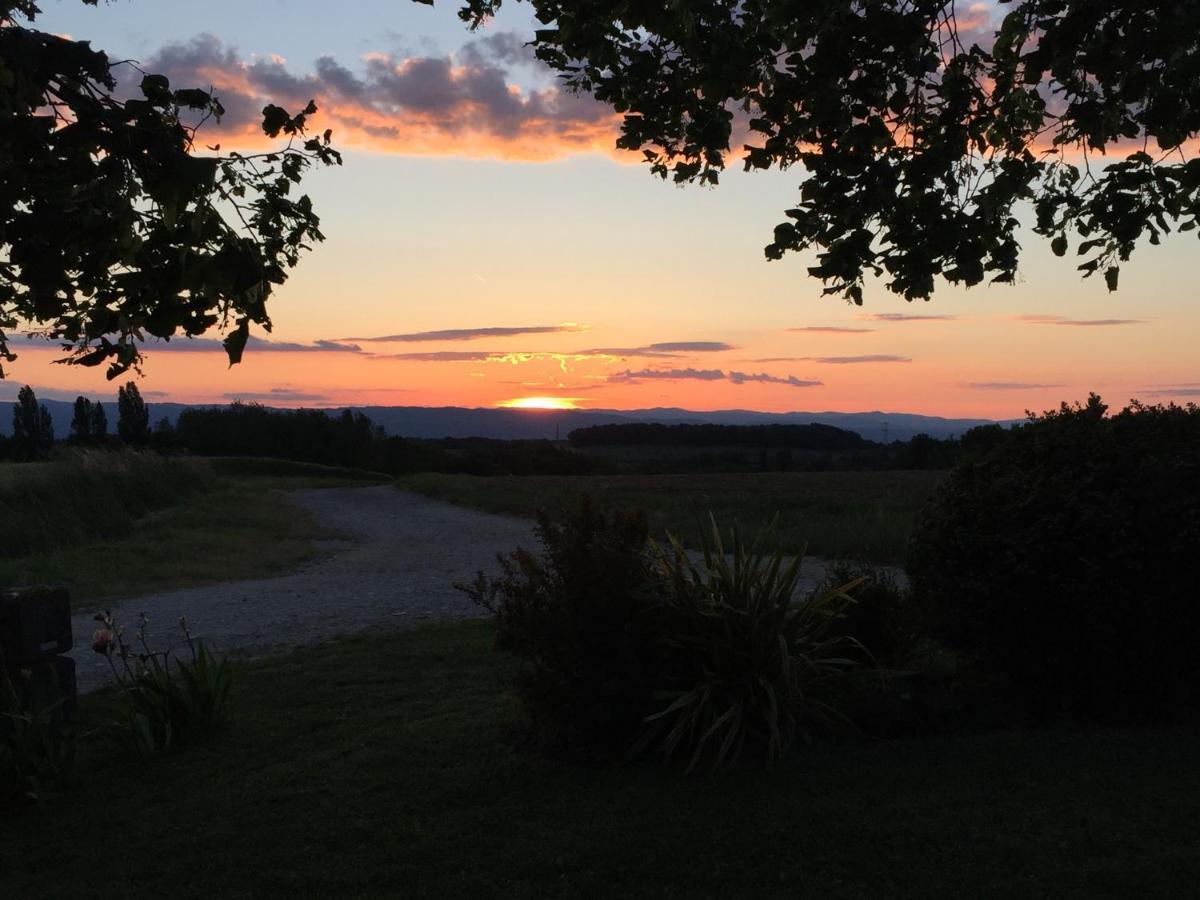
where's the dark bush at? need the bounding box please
[641,522,866,770]
[462,501,873,768]
[458,497,658,759]
[811,560,917,669]
[908,396,1200,722]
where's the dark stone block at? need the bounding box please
[0,587,73,664]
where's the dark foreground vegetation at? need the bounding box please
[3,622,1199,898]
[461,502,886,768]
[4,394,1198,895]
[910,396,1200,722]
[448,397,1200,773]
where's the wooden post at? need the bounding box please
[0,587,76,717]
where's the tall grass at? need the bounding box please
[0,451,216,559]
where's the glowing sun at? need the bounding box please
[497,396,580,410]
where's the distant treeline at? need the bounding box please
[568,422,876,451]
[175,405,396,471]
[169,406,974,474]
[4,384,987,474]
[567,421,979,472]
[0,383,156,461]
[174,403,595,476]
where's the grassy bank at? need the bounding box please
[0,450,214,557]
[4,620,1197,898]
[399,470,944,564]
[0,453,387,606]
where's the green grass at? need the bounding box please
[0,450,215,557]
[0,486,331,607]
[4,620,1198,898]
[0,454,386,607]
[399,470,944,564]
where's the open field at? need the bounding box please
[207,455,393,488]
[399,470,945,564]
[4,620,1198,898]
[0,454,388,606]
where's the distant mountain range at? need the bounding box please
[2,399,1009,443]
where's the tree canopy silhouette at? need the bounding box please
[454,0,1200,302]
[70,395,95,443]
[117,381,150,444]
[11,383,52,457]
[0,1,341,378]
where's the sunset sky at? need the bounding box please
[7,0,1198,418]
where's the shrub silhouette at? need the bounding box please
[810,560,916,669]
[462,501,871,768]
[458,497,656,759]
[641,520,865,770]
[908,396,1200,722]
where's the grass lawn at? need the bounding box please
[399,470,945,564]
[3,620,1198,898]
[0,455,388,607]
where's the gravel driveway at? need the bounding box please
[69,485,859,693]
[70,486,536,693]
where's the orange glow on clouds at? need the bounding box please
[201,104,623,163]
[157,40,626,163]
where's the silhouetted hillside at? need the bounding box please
[1,399,1007,442]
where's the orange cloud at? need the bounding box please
[141,34,625,161]
[609,368,823,389]
[1016,315,1148,327]
[342,324,587,343]
[786,326,875,334]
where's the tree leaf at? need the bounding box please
[223,322,251,366]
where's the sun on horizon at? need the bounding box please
[497,396,580,410]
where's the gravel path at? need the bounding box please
[69,485,860,693]
[70,486,536,693]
